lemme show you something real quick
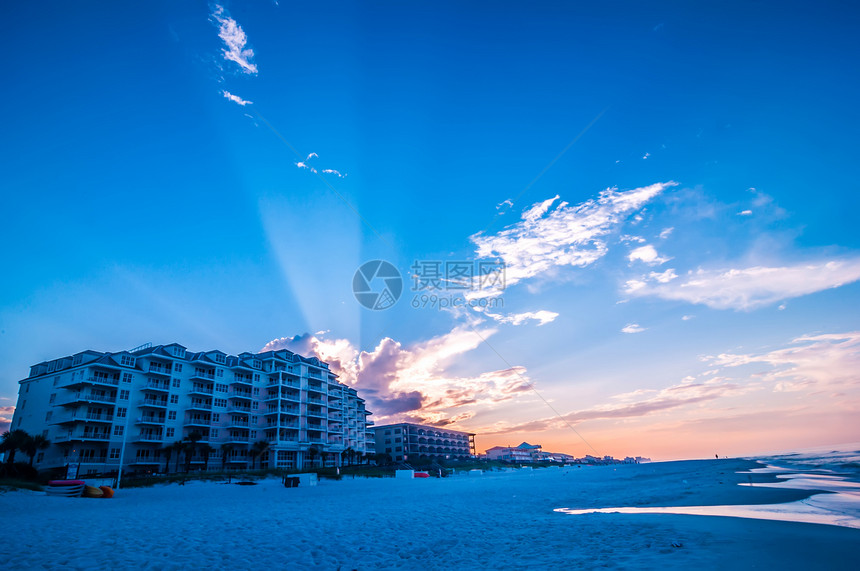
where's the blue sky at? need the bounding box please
[2,1,859,459]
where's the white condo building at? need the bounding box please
[9,343,374,475]
[373,422,475,462]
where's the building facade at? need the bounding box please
[10,343,374,475]
[373,422,475,463]
[485,442,542,462]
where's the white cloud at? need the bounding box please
[322,169,346,178]
[642,152,650,159]
[682,315,694,321]
[212,5,258,75]
[222,90,252,106]
[621,323,646,334]
[484,310,559,326]
[496,199,513,210]
[261,325,531,425]
[737,210,753,216]
[659,227,674,239]
[470,182,676,298]
[625,259,860,310]
[628,244,672,265]
[649,268,678,283]
[708,332,860,392]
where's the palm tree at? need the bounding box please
[220,443,235,471]
[307,445,319,468]
[161,445,174,474]
[23,434,51,466]
[1,430,30,464]
[251,440,269,470]
[170,441,186,473]
[199,444,214,471]
[184,431,203,473]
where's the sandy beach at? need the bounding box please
[2,458,859,570]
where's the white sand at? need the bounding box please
[1,459,858,569]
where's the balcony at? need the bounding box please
[189,385,214,396]
[307,384,326,395]
[225,436,250,444]
[226,418,251,429]
[190,370,215,381]
[59,391,116,406]
[228,405,253,414]
[140,398,168,409]
[306,397,325,405]
[136,416,165,425]
[230,376,253,387]
[55,430,111,442]
[307,409,326,419]
[63,375,120,389]
[228,391,253,400]
[142,380,170,392]
[55,412,115,424]
[184,417,211,427]
[188,401,212,411]
[136,432,164,443]
[147,364,172,377]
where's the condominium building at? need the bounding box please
[373,422,475,462]
[485,442,542,462]
[9,343,374,475]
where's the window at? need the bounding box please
[114,426,124,436]
[253,374,260,382]
[172,378,180,388]
[253,387,259,395]
[20,400,26,410]
[53,376,59,386]
[120,355,135,367]
[216,368,223,377]
[36,452,44,463]
[174,363,183,372]
[216,383,228,393]
[49,393,56,404]
[168,410,177,420]
[172,346,185,358]
[170,395,179,404]
[116,407,127,418]
[42,429,49,438]
[73,355,82,365]
[211,428,219,438]
[215,354,226,364]
[166,428,175,438]
[384,429,391,435]
[394,437,401,443]
[119,390,129,400]
[109,448,120,460]
[214,398,227,408]
[385,438,391,444]
[386,447,392,453]
[395,446,402,452]
[46,411,52,421]
[122,372,133,383]
[212,413,220,422]
[252,360,261,369]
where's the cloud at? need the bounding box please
[659,227,674,239]
[484,310,559,326]
[628,244,671,265]
[222,90,252,106]
[0,405,14,432]
[624,259,860,310]
[707,331,860,392]
[496,199,513,211]
[682,315,694,321]
[211,5,258,75]
[737,210,753,216]
[295,153,346,177]
[262,325,530,425]
[621,323,645,334]
[485,378,751,435]
[470,182,677,298]
[642,152,650,159]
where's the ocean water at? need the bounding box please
[556,444,860,529]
